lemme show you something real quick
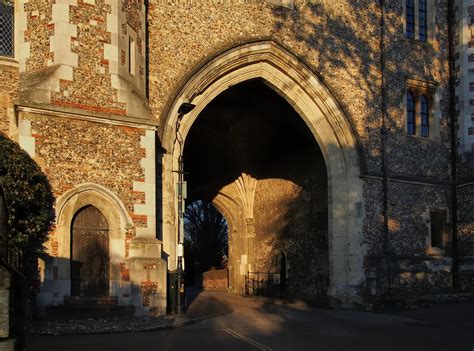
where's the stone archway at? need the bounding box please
[160,41,366,303]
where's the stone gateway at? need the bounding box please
[0,0,473,315]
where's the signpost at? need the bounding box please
[174,102,195,314]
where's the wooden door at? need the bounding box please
[71,206,109,296]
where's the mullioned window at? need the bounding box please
[404,0,433,42]
[404,79,440,139]
[0,0,14,58]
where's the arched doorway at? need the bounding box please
[161,41,366,303]
[71,205,110,296]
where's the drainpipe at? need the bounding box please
[380,0,392,291]
[447,0,459,290]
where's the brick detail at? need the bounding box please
[140,281,158,307]
[51,99,126,115]
[51,240,59,257]
[120,263,130,281]
[132,130,156,238]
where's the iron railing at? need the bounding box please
[0,0,14,58]
[245,271,287,299]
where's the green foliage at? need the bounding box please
[0,133,55,252]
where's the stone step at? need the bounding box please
[63,296,118,307]
[44,303,134,321]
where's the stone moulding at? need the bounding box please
[53,182,133,266]
[55,183,133,231]
[159,40,367,302]
[35,183,135,309]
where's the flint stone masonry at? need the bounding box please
[150,0,470,305]
[18,0,149,118]
[14,110,166,314]
[149,1,450,175]
[0,61,18,136]
[456,0,474,158]
[0,0,472,314]
[458,182,474,291]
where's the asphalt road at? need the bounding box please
[28,328,261,351]
[28,291,474,351]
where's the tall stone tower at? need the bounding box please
[455,0,474,167]
[0,0,473,316]
[455,0,474,290]
[8,0,167,315]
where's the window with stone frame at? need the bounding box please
[406,0,415,39]
[0,0,14,58]
[404,79,439,139]
[404,0,433,42]
[429,209,448,251]
[418,0,428,41]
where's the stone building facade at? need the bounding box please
[0,0,472,314]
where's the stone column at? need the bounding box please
[128,131,167,315]
[161,153,177,271]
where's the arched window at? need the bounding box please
[407,92,416,135]
[418,0,428,42]
[420,95,429,137]
[406,0,415,39]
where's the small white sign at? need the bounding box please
[240,263,246,276]
[241,254,247,264]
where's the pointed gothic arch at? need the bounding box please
[51,183,132,298]
[160,41,366,301]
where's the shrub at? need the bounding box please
[0,133,54,255]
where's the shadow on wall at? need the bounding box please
[178,0,469,301]
[252,175,329,301]
[271,1,444,126]
[35,254,165,319]
[271,1,452,188]
[279,2,474,297]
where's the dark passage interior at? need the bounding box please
[184,200,229,288]
[183,79,329,299]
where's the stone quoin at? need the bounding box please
[0,0,473,317]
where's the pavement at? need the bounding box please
[28,290,474,351]
[28,289,233,335]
